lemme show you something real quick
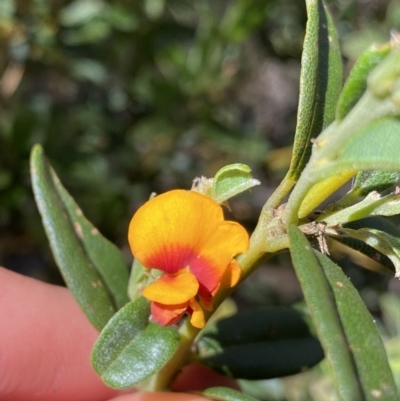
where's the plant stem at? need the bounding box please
[145,319,200,391]
[261,174,296,211]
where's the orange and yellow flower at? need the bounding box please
[128,190,249,328]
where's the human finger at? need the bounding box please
[171,362,240,392]
[0,267,121,401]
[107,392,210,401]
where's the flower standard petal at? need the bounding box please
[128,190,224,274]
[142,271,199,304]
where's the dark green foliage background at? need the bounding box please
[0,0,397,280]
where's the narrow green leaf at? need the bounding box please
[351,170,400,198]
[30,144,115,330]
[202,386,260,401]
[211,163,260,204]
[341,227,400,276]
[343,216,400,238]
[200,337,323,380]
[288,0,342,181]
[330,217,399,272]
[321,190,400,226]
[336,42,391,120]
[50,169,129,310]
[199,307,310,351]
[91,297,180,388]
[315,251,399,401]
[288,224,363,401]
[332,235,394,272]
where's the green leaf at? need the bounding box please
[288,224,363,401]
[314,251,399,401]
[333,117,400,175]
[289,224,398,401]
[344,216,400,237]
[288,0,342,181]
[30,144,116,330]
[211,164,260,204]
[340,227,400,277]
[330,217,398,272]
[91,297,180,388]
[350,170,400,198]
[198,307,311,352]
[50,169,129,310]
[336,42,391,120]
[91,297,150,374]
[200,337,323,380]
[198,304,323,381]
[321,190,400,226]
[332,234,395,272]
[202,386,260,401]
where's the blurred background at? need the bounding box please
[1,0,397,281]
[2,0,400,399]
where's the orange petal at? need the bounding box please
[151,302,188,326]
[190,221,248,293]
[203,221,249,262]
[189,298,205,328]
[142,270,199,304]
[128,190,224,274]
[219,259,242,290]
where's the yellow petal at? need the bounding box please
[142,270,199,304]
[189,298,205,328]
[128,190,224,274]
[204,221,249,260]
[219,259,241,290]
